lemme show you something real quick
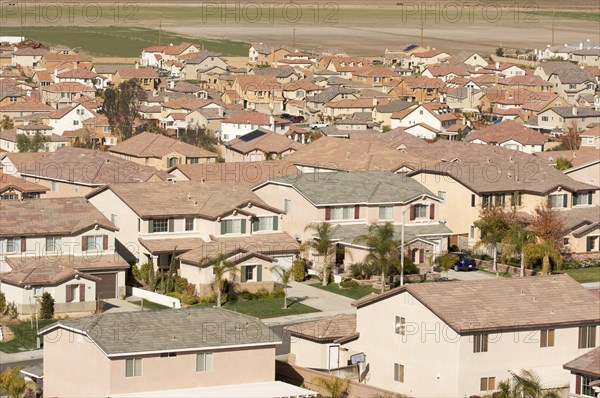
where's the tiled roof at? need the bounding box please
[235,75,280,91]
[330,222,451,247]
[581,125,600,137]
[324,98,375,109]
[169,160,299,185]
[466,120,546,145]
[558,206,600,237]
[354,274,600,334]
[564,347,600,377]
[548,107,600,118]
[0,171,49,194]
[285,314,357,343]
[348,128,428,149]
[226,129,303,155]
[266,170,435,205]
[222,111,288,126]
[109,132,218,159]
[0,266,100,287]
[550,68,596,84]
[0,102,54,112]
[138,237,206,254]
[43,82,95,93]
[0,152,48,172]
[0,197,116,237]
[87,180,283,219]
[20,147,169,185]
[305,86,355,104]
[39,307,278,356]
[117,68,158,79]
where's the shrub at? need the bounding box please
[272,287,285,298]
[340,278,358,288]
[38,292,55,319]
[0,291,6,315]
[448,244,460,252]
[174,277,189,294]
[562,258,600,269]
[255,288,270,299]
[403,258,420,275]
[200,292,217,304]
[237,290,256,301]
[186,283,197,296]
[292,259,306,282]
[181,294,199,305]
[223,293,238,303]
[6,302,18,319]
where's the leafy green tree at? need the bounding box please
[496,47,505,56]
[302,222,337,286]
[38,292,55,319]
[103,78,145,141]
[435,253,458,275]
[495,369,562,398]
[270,265,293,309]
[312,376,349,398]
[201,254,239,307]
[16,132,47,152]
[0,291,6,315]
[1,115,14,131]
[501,221,535,277]
[164,248,178,294]
[555,157,573,171]
[381,125,391,132]
[474,205,512,271]
[0,367,36,398]
[525,239,562,275]
[353,222,401,293]
[292,258,306,282]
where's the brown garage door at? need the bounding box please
[95,273,117,299]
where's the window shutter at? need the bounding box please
[419,249,424,263]
[409,205,415,221]
[103,235,108,250]
[79,284,85,302]
[149,220,154,233]
[353,206,359,219]
[66,285,72,302]
[572,193,577,206]
[252,219,259,232]
[325,207,331,220]
[471,194,475,207]
[272,216,278,231]
[429,204,435,220]
[546,196,551,207]
[256,265,262,282]
[240,266,247,283]
[20,237,26,252]
[241,219,246,234]
[575,374,581,394]
[168,218,174,232]
[589,191,593,205]
[220,221,226,235]
[563,194,568,208]
[82,236,88,251]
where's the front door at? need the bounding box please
[328,345,340,370]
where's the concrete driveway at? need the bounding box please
[447,270,498,281]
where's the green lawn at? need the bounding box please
[563,267,600,283]
[0,26,249,57]
[200,298,320,319]
[309,282,378,300]
[0,319,55,353]
[129,300,171,310]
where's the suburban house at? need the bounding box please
[140,42,200,68]
[0,101,54,119]
[109,132,218,169]
[252,171,450,269]
[41,82,96,109]
[231,75,283,113]
[547,69,597,104]
[113,68,160,91]
[580,125,600,149]
[534,107,600,133]
[224,129,303,162]
[406,142,599,247]
[343,275,600,397]
[537,149,600,187]
[46,103,96,136]
[559,206,600,258]
[85,180,290,270]
[177,233,300,296]
[563,347,600,397]
[180,51,228,81]
[219,111,290,142]
[465,120,546,153]
[0,197,128,314]
[390,76,445,103]
[248,43,272,65]
[391,102,460,139]
[0,171,48,200]
[39,307,316,398]
[15,147,169,198]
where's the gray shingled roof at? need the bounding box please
[550,68,596,84]
[375,100,414,113]
[39,307,279,356]
[549,107,600,118]
[270,171,436,205]
[329,222,452,246]
[305,86,355,104]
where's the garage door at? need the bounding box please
[94,273,117,299]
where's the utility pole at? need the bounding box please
[292,24,296,51]
[158,18,162,46]
[420,22,424,48]
[551,11,555,47]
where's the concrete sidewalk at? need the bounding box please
[286,281,356,312]
[0,349,43,365]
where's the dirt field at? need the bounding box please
[1,1,598,56]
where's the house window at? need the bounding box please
[394,363,404,382]
[569,84,576,90]
[480,377,495,391]
[510,192,522,207]
[185,218,194,231]
[67,284,78,302]
[137,218,141,232]
[573,192,592,206]
[437,191,446,204]
[45,237,62,252]
[76,108,85,115]
[563,237,570,246]
[168,157,178,168]
[196,353,214,372]
[578,326,596,349]
[540,329,555,347]
[160,352,177,358]
[284,199,292,213]
[33,287,43,296]
[111,214,118,226]
[86,235,103,251]
[151,219,169,233]
[2,194,17,200]
[541,116,549,122]
[379,206,393,220]
[587,137,595,144]
[51,181,59,192]
[395,316,405,335]
[73,120,79,126]
[582,375,599,396]
[413,204,427,218]
[470,226,475,239]
[587,236,598,252]
[188,158,199,164]
[494,194,505,207]
[255,216,277,232]
[471,194,476,207]
[587,84,596,90]
[548,194,567,209]
[125,358,143,377]
[330,206,356,220]
[482,194,493,208]
[473,334,488,353]
[221,219,244,235]
[244,265,254,282]
[6,238,20,252]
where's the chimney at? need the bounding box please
[572,106,578,116]
[135,62,139,70]
[579,42,583,50]
[270,114,275,132]
[73,61,77,70]
[495,61,500,69]
[372,97,378,107]
[169,80,174,89]
[218,107,224,117]
[164,95,169,103]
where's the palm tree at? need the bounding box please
[501,222,535,277]
[312,376,349,398]
[496,369,563,398]
[302,222,337,286]
[270,265,292,309]
[0,367,37,398]
[201,254,239,307]
[524,238,562,275]
[353,222,400,293]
